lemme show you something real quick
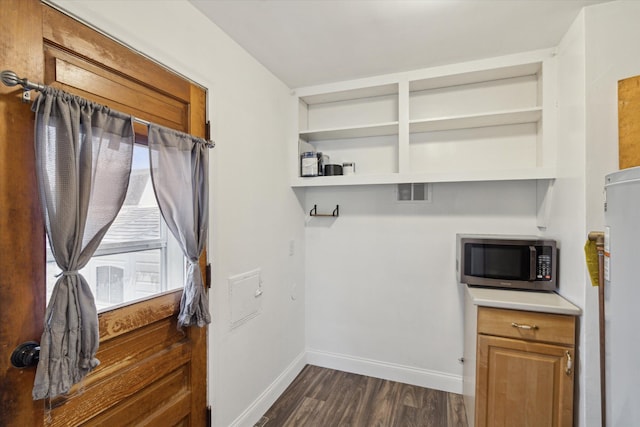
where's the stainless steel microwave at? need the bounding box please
[457,235,557,291]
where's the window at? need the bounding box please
[46,143,185,312]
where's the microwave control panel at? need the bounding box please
[536,248,553,280]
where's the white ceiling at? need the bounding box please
[189,0,613,89]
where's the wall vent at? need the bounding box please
[395,183,432,203]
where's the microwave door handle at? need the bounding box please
[529,246,537,281]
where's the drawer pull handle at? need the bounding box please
[511,322,538,330]
[566,351,573,376]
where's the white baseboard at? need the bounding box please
[228,350,307,427]
[306,348,463,394]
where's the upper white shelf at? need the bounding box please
[408,62,542,92]
[299,121,398,142]
[299,83,398,105]
[409,107,542,133]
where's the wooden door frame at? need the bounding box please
[0,0,46,424]
[1,1,208,424]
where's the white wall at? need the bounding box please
[585,1,640,226]
[544,2,640,426]
[305,181,541,392]
[545,10,592,425]
[583,1,640,425]
[47,1,306,426]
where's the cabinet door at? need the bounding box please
[475,335,574,427]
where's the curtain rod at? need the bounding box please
[1,70,215,148]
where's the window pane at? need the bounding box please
[101,144,161,247]
[46,143,184,312]
[47,248,183,311]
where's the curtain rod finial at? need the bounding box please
[1,69,45,92]
[1,70,21,87]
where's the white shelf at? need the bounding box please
[409,108,542,133]
[409,62,541,92]
[300,83,398,105]
[291,168,556,187]
[299,121,398,141]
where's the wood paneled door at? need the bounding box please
[1,1,209,425]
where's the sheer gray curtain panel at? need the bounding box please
[31,87,134,400]
[148,124,211,328]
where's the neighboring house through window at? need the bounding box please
[96,265,124,305]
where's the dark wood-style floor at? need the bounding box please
[258,365,468,427]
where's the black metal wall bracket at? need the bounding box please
[309,204,339,217]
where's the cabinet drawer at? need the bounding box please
[478,307,575,346]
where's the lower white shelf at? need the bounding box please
[291,168,556,187]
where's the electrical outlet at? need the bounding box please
[289,239,295,256]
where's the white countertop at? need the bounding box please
[466,285,582,316]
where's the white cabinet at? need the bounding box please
[292,50,557,187]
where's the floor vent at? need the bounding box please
[254,416,269,427]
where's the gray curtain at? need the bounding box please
[148,124,211,328]
[31,87,134,400]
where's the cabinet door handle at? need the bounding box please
[566,351,573,376]
[511,322,538,330]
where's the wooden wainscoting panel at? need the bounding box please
[41,5,191,102]
[43,45,188,131]
[76,318,183,386]
[49,339,191,426]
[98,291,181,342]
[81,365,191,426]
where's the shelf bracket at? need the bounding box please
[309,204,339,217]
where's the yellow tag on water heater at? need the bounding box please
[584,239,600,287]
